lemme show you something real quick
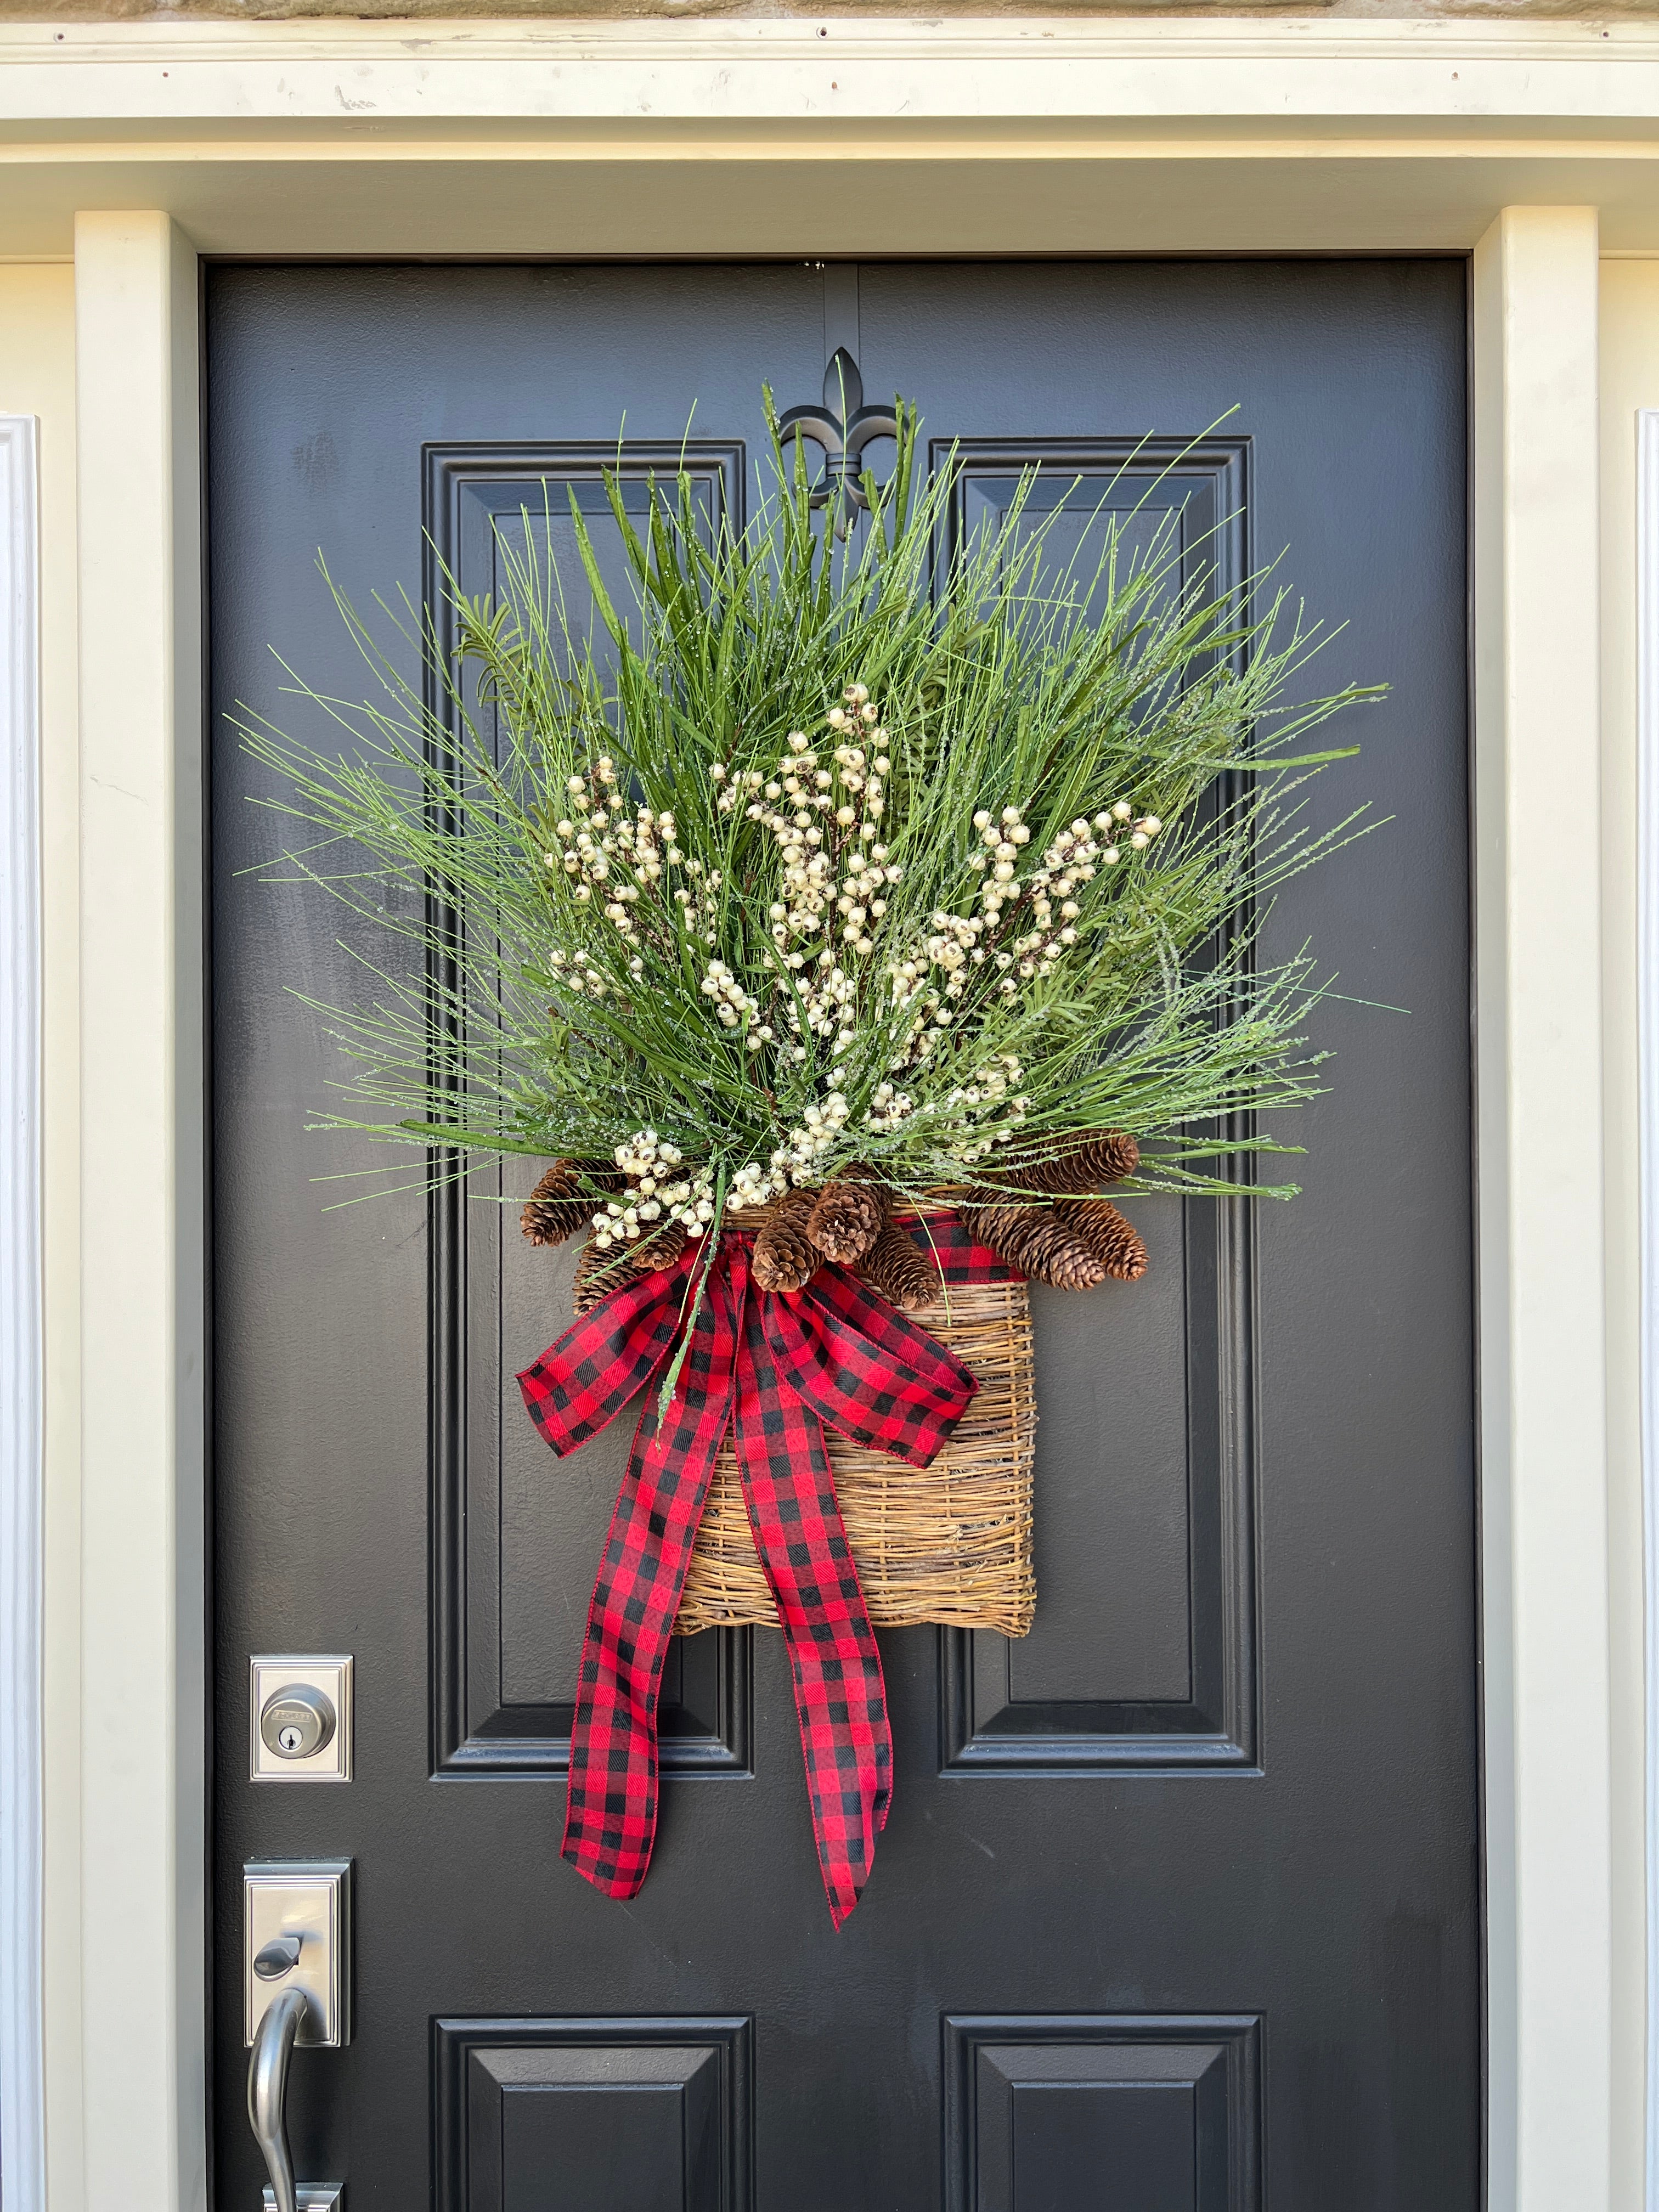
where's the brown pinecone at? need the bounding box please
[956,1197,1046,1263]
[572,1237,633,1317]
[806,1177,885,1265]
[627,1220,689,1276]
[751,1188,826,1294]
[1054,1197,1149,1283]
[521,1158,622,1247]
[997,1130,1140,1196]
[855,1220,941,1312]
[959,1198,1110,1290]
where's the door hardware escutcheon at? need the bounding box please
[250,1655,353,1782]
[244,1859,352,2048]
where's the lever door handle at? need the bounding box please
[248,1983,308,2212]
[243,1860,349,2212]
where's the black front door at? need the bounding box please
[209,258,1477,2211]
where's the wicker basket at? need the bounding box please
[674,1216,1037,1637]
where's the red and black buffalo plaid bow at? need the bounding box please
[517,1216,1005,1926]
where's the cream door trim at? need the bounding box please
[0,409,44,2212]
[3,19,1659,256]
[73,212,206,2212]
[1474,205,1611,2212]
[1639,400,1659,2212]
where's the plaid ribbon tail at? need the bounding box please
[558,1255,741,1900]
[730,1246,893,1929]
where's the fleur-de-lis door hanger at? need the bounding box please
[777,347,900,541]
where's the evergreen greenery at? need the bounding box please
[237,403,1376,1227]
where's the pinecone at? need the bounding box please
[957,1197,1045,1263]
[958,1198,1109,1290]
[997,1130,1140,1196]
[627,1220,689,1276]
[572,1237,632,1317]
[806,1177,885,1265]
[855,1220,941,1312]
[521,1158,622,1248]
[751,1188,826,1294]
[520,1160,592,1247]
[1054,1197,1149,1283]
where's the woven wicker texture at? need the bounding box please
[674,1218,1036,1637]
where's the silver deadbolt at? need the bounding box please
[261,1684,336,1762]
[250,1656,353,1781]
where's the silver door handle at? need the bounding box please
[248,1983,308,2212]
[244,1861,349,2212]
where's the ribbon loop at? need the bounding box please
[519,1249,698,1457]
[764,1268,978,1465]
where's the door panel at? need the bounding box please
[435,2018,753,2212]
[944,2016,1261,2212]
[210,258,1475,2211]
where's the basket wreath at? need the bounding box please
[240,400,1373,1922]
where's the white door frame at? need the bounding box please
[0,22,1641,2209]
[0,409,45,2212]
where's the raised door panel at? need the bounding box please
[423,444,753,1779]
[945,2015,1260,2212]
[935,441,1256,1773]
[436,2017,753,2212]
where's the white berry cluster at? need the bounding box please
[701,958,764,1040]
[712,761,766,815]
[731,1159,787,1209]
[545,759,618,900]
[543,762,718,963]
[984,803,1163,997]
[589,1128,717,1249]
[937,1056,1029,1163]
[626,1087,857,1224]
[546,945,610,1000]
[783,959,859,1063]
[772,1087,852,1181]
[735,686,904,1065]
[865,1079,915,1131]
[595,806,680,944]
[874,790,1169,1087]
[966,802,1034,923]
[889,910,988,1017]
